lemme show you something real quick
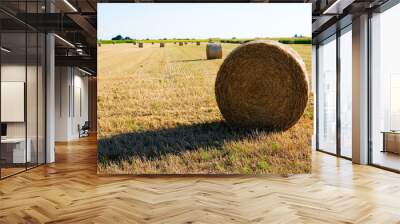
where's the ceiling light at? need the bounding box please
[1,47,11,53]
[323,0,355,15]
[63,0,78,12]
[78,67,93,76]
[54,34,75,48]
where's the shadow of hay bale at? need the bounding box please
[98,121,271,164]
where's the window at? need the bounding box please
[317,35,337,154]
[370,3,400,171]
[339,27,352,158]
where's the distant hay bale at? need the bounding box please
[179,42,183,46]
[138,43,143,48]
[196,42,200,46]
[206,43,222,59]
[152,42,154,45]
[215,40,309,131]
[185,42,188,45]
[160,42,165,48]
[133,42,136,45]
[98,43,101,47]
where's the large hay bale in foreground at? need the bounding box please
[206,43,222,59]
[160,42,165,48]
[215,40,309,131]
[138,43,143,48]
[179,42,183,46]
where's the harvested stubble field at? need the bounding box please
[97,42,312,175]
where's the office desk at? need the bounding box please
[1,138,31,163]
[382,131,400,154]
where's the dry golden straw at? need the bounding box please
[206,43,222,59]
[215,40,309,131]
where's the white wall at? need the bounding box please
[55,66,89,141]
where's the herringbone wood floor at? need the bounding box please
[1,136,400,223]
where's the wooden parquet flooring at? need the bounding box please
[1,135,400,223]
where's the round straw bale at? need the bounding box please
[160,42,165,48]
[206,43,222,59]
[215,40,309,131]
[196,42,200,46]
[138,43,143,48]
[98,43,101,47]
[179,42,183,46]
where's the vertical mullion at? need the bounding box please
[316,45,320,151]
[367,10,373,165]
[44,0,47,164]
[25,0,28,171]
[336,29,341,157]
[36,0,39,167]
[0,23,2,179]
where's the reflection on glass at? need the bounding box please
[318,36,337,154]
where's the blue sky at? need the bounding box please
[98,3,311,40]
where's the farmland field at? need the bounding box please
[97,42,312,175]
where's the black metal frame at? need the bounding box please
[0,0,47,180]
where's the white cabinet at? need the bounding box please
[1,138,32,163]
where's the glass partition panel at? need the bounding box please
[371,4,400,171]
[0,1,46,179]
[1,31,27,178]
[27,31,38,169]
[38,32,45,165]
[339,28,352,158]
[317,35,337,154]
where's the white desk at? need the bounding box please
[1,138,31,163]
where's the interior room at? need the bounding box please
[0,0,97,179]
[312,0,400,173]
